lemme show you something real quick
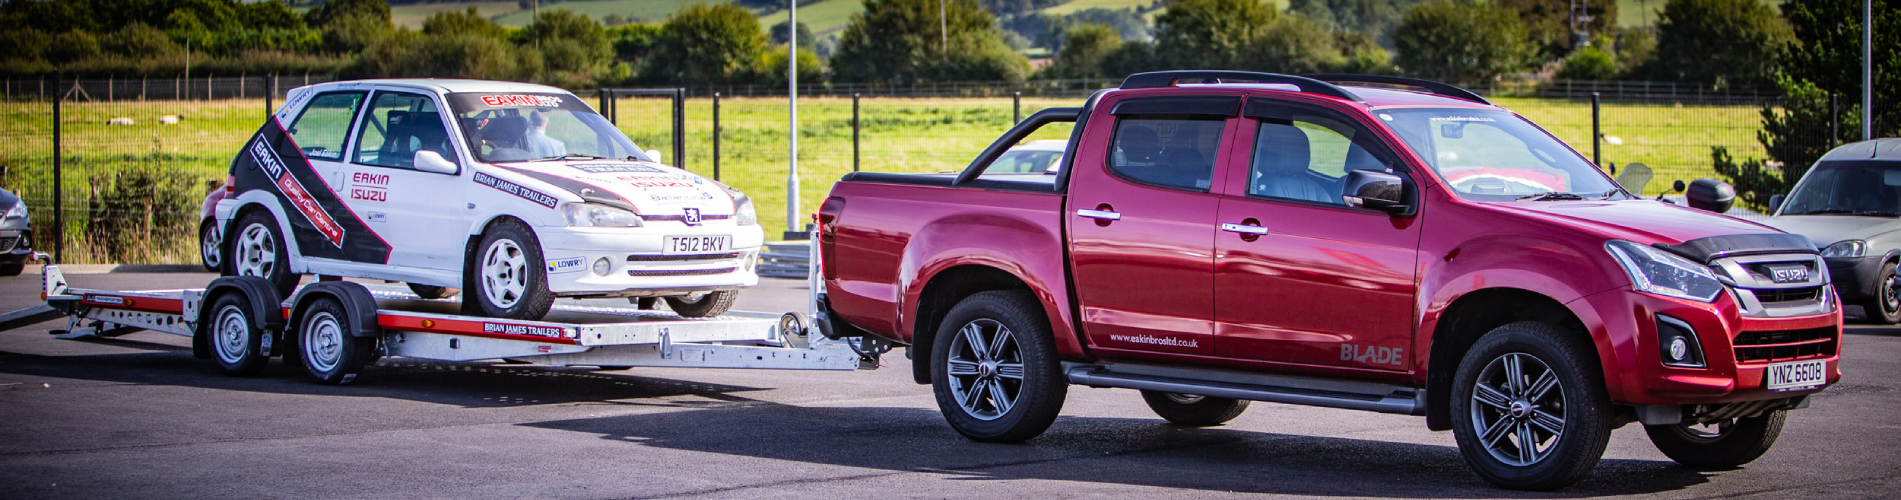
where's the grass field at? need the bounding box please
[0,94,1772,263]
[390,1,526,27]
[755,0,865,36]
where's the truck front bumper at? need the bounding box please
[1581,287,1843,406]
[535,223,765,296]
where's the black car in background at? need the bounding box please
[0,187,33,276]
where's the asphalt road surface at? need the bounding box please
[2,272,1898,499]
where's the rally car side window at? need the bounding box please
[353,91,460,171]
[286,92,366,162]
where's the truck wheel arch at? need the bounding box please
[908,264,1038,385]
[1423,287,1600,431]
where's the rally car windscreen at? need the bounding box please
[1380,107,1623,201]
[445,93,650,163]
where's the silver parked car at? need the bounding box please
[1764,139,1901,323]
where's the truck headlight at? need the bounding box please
[2,203,24,220]
[562,203,642,227]
[1606,240,1724,302]
[1820,240,1866,258]
[711,180,758,226]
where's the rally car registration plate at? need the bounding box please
[1765,359,1826,391]
[664,235,730,255]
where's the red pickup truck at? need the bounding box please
[812,71,1842,490]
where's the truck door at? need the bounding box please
[343,89,470,272]
[1066,96,1242,356]
[1212,98,1421,371]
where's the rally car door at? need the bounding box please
[342,89,470,272]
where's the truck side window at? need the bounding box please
[1250,112,1396,205]
[1107,116,1224,191]
[286,92,365,161]
[354,91,458,170]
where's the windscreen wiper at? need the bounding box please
[532,154,610,161]
[1516,191,1587,201]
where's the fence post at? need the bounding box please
[712,92,721,181]
[1013,91,1021,123]
[1830,93,1840,148]
[1591,92,1602,167]
[52,70,62,264]
[852,93,860,172]
[672,88,685,171]
[599,88,609,124]
[263,74,273,120]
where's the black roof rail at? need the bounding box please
[1302,74,1492,105]
[1119,71,1362,102]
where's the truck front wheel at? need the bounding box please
[1140,391,1249,426]
[931,291,1067,443]
[1644,410,1786,469]
[1450,321,1614,491]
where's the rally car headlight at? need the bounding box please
[2,203,25,220]
[563,203,642,227]
[1606,240,1724,302]
[1820,240,1866,258]
[711,180,758,226]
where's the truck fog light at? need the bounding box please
[1655,315,1707,368]
[1668,337,1689,362]
[592,257,612,276]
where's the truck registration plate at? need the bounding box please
[664,235,730,255]
[1765,359,1826,391]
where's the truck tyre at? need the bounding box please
[1139,391,1249,426]
[225,210,300,299]
[295,297,377,385]
[665,291,737,318]
[1644,410,1786,469]
[206,292,272,376]
[199,219,221,272]
[1450,321,1613,491]
[1860,261,1900,324]
[465,220,554,320]
[930,291,1067,443]
[407,283,458,299]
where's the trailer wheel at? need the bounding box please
[665,291,737,318]
[207,292,272,376]
[296,297,377,385]
[931,291,1067,443]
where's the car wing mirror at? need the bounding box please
[1768,194,1786,214]
[645,149,663,164]
[1343,169,1410,215]
[413,150,459,175]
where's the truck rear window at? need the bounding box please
[1108,116,1223,191]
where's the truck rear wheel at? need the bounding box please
[1139,391,1249,426]
[930,291,1066,443]
[665,291,737,318]
[206,292,272,376]
[1644,410,1786,469]
[296,297,377,385]
[464,220,554,320]
[1449,321,1613,491]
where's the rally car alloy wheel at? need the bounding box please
[465,220,554,320]
[931,291,1066,443]
[199,220,221,272]
[207,292,271,376]
[1644,410,1787,469]
[1450,321,1613,491]
[224,211,299,298]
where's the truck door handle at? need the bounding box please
[1076,209,1121,221]
[1221,223,1270,235]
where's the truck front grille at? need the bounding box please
[1707,253,1832,318]
[626,252,740,262]
[1733,326,1837,364]
[1750,286,1823,305]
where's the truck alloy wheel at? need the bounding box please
[1450,321,1613,491]
[297,297,376,385]
[207,292,270,376]
[465,221,553,320]
[1644,410,1787,469]
[931,291,1066,443]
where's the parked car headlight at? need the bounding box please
[2,203,24,220]
[1606,240,1724,302]
[711,180,758,226]
[562,203,642,227]
[1820,240,1866,258]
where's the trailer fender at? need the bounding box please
[196,276,286,359]
[289,282,382,339]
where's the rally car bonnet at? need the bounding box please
[489,161,738,222]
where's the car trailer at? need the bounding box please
[0,251,872,385]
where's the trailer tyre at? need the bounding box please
[931,291,1067,443]
[1140,391,1250,426]
[665,291,737,318]
[296,297,376,385]
[207,292,272,376]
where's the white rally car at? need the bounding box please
[214,79,763,320]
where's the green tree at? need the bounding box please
[1098,40,1165,78]
[523,9,613,76]
[1153,0,1279,69]
[769,20,815,48]
[832,0,1029,84]
[752,46,825,86]
[1781,0,1898,140]
[49,30,103,64]
[1238,13,1346,74]
[304,0,389,28]
[645,3,766,84]
[1497,0,1615,56]
[1392,0,1534,83]
[1650,0,1790,88]
[1288,0,1415,43]
[608,22,663,64]
[422,7,504,39]
[1555,46,1616,80]
[1042,23,1122,78]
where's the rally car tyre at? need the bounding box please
[931,291,1067,443]
[1644,410,1786,469]
[225,211,299,299]
[464,220,554,320]
[407,283,458,299]
[295,297,377,385]
[1450,321,1613,491]
[665,291,737,318]
[1139,390,1250,426]
[199,219,221,272]
[1860,261,1901,324]
[206,292,272,376]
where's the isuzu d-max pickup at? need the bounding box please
[811,71,1842,490]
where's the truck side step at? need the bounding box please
[1064,362,1424,416]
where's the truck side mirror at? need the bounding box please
[1768,194,1786,214]
[413,150,459,175]
[1343,170,1410,215]
[645,149,663,164]
[1685,178,1736,214]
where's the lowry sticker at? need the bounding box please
[473,172,559,208]
[479,95,564,107]
[546,257,585,274]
